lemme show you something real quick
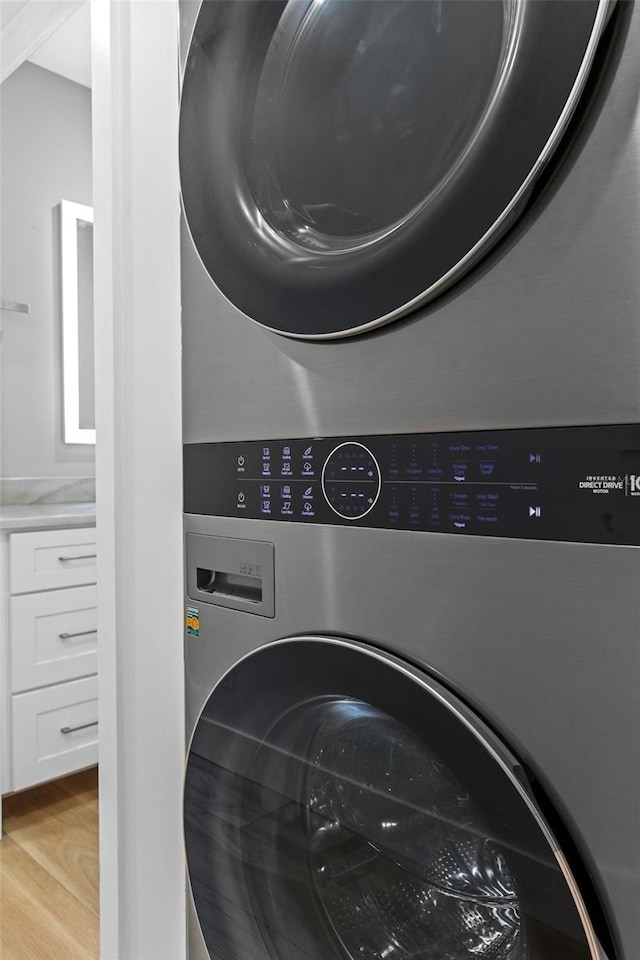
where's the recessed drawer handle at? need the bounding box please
[58,554,97,562]
[59,629,98,640]
[60,720,99,735]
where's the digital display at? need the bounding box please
[323,443,381,520]
[183,425,640,545]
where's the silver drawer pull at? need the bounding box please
[60,720,99,735]
[59,629,98,640]
[58,553,97,562]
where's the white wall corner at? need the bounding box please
[1,1,85,84]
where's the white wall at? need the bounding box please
[0,61,94,478]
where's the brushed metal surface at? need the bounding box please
[181,3,640,959]
[184,514,639,959]
[182,4,640,443]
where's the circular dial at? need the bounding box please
[322,443,381,520]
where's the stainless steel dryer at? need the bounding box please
[179,2,640,959]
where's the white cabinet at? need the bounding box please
[10,527,97,594]
[11,676,98,791]
[2,525,98,794]
[10,585,98,691]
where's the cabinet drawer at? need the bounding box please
[10,586,98,693]
[10,527,97,594]
[11,676,98,791]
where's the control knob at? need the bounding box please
[321,442,381,520]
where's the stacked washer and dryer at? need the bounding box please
[179,2,639,958]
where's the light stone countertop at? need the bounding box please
[0,502,96,532]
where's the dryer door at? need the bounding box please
[179,0,612,338]
[184,637,612,960]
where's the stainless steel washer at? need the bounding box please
[180,2,639,958]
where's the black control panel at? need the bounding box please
[183,425,640,545]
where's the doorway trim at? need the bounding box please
[91,1,185,956]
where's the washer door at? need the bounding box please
[184,637,611,960]
[179,0,612,338]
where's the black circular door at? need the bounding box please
[179,0,611,339]
[184,637,612,960]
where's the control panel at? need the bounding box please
[322,442,381,520]
[183,424,640,545]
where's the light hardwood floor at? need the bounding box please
[0,768,99,960]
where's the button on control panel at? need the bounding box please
[183,425,640,545]
[322,442,381,520]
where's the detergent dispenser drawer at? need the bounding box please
[186,534,274,618]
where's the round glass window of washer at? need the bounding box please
[305,701,525,959]
[245,0,514,253]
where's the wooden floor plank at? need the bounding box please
[3,768,98,834]
[56,768,100,816]
[6,815,99,917]
[1,769,99,958]
[58,768,99,798]
[0,835,99,959]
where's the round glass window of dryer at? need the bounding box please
[179,0,612,337]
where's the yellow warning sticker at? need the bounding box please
[186,605,200,637]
